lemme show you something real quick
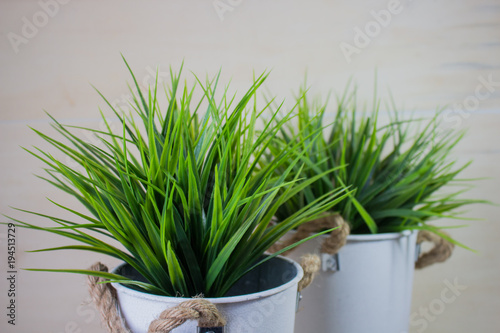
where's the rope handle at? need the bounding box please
[88,263,130,333]
[297,254,321,292]
[148,299,226,333]
[415,230,455,269]
[268,214,350,256]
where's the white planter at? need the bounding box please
[289,230,418,333]
[112,255,304,333]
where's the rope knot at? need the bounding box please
[148,298,226,333]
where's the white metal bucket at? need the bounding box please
[111,256,304,333]
[289,230,418,333]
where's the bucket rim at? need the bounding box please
[346,229,415,242]
[287,228,416,242]
[111,255,304,304]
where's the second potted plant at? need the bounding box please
[266,84,484,333]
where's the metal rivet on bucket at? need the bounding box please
[197,327,224,333]
[296,291,303,312]
[321,253,340,272]
[415,243,422,263]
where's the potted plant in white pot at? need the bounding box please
[265,84,486,333]
[7,62,350,333]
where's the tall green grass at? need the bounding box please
[8,62,349,297]
[267,83,485,245]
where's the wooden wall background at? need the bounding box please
[1,1,499,332]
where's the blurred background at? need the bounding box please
[0,0,499,332]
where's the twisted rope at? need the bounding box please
[297,254,321,292]
[148,299,226,333]
[88,262,130,333]
[269,214,350,255]
[415,230,455,269]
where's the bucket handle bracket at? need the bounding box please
[198,327,225,333]
[321,253,340,272]
[415,243,422,263]
[296,291,303,312]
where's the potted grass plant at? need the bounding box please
[265,84,485,333]
[7,62,350,333]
